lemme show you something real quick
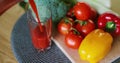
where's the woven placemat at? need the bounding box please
[11,12,71,63]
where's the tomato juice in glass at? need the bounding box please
[31,19,52,51]
[27,7,52,51]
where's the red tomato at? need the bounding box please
[65,30,83,49]
[58,17,73,35]
[75,20,95,37]
[66,8,76,20]
[90,8,98,20]
[73,2,92,20]
[66,8,74,18]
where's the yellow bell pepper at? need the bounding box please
[78,29,113,63]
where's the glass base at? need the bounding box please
[35,40,52,52]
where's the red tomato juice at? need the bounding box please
[31,25,50,50]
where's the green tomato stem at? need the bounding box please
[64,17,72,25]
[71,28,80,35]
[75,20,87,26]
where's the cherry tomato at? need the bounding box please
[65,30,83,49]
[73,2,92,20]
[58,17,73,35]
[66,8,76,20]
[66,8,74,17]
[75,19,95,37]
[90,8,98,20]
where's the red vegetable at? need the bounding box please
[75,19,95,37]
[73,2,93,20]
[90,8,98,20]
[97,12,120,37]
[65,30,83,49]
[66,8,76,20]
[66,8,74,17]
[58,17,73,35]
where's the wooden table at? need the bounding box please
[0,0,22,15]
[0,0,120,63]
[0,4,24,63]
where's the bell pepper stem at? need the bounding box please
[105,21,116,32]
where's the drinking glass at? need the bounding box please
[27,6,52,51]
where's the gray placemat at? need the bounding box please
[11,12,71,63]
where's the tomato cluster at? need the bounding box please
[57,2,97,49]
[57,2,120,49]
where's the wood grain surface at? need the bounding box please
[0,4,24,63]
[0,0,120,63]
[111,0,120,15]
[0,0,22,15]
